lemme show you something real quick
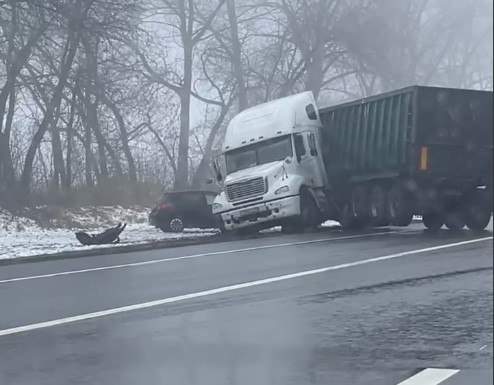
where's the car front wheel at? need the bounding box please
[160,217,184,233]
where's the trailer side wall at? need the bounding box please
[319,88,416,182]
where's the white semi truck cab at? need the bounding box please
[214,87,493,233]
[212,92,328,232]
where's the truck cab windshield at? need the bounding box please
[225,135,293,174]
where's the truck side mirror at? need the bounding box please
[212,159,223,182]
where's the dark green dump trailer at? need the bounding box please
[318,86,493,231]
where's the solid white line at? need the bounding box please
[396,368,460,385]
[0,236,490,337]
[0,231,402,284]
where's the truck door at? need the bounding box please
[294,132,326,188]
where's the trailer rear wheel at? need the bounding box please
[423,212,444,231]
[464,191,492,232]
[339,201,363,230]
[369,185,390,226]
[388,185,413,226]
[444,211,465,231]
[352,185,370,223]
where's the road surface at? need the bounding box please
[0,223,492,385]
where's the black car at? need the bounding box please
[149,190,219,232]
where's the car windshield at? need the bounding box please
[225,135,293,174]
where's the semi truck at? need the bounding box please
[211,86,493,233]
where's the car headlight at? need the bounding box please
[212,203,223,212]
[274,185,289,195]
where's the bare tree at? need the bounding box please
[134,0,226,189]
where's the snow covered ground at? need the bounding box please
[0,206,218,260]
[2,205,488,261]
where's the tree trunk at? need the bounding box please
[50,123,66,190]
[84,122,94,187]
[81,34,109,179]
[65,86,77,190]
[50,98,67,190]
[191,105,228,188]
[175,44,193,190]
[304,47,325,99]
[20,29,79,195]
[100,94,137,181]
[88,99,109,179]
[0,14,47,135]
[226,0,247,111]
[0,88,16,190]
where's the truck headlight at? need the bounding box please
[274,185,289,195]
[212,203,223,212]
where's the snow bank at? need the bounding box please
[0,206,218,260]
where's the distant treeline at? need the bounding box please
[0,0,491,207]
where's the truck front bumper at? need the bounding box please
[219,195,301,231]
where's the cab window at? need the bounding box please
[308,133,318,156]
[294,133,306,161]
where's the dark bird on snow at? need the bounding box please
[75,222,127,246]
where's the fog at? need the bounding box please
[0,0,492,207]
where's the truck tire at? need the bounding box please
[300,191,320,231]
[282,191,320,233]
[352,185,370,225]
[388,184,413,226]
[444,210,465,231]
[463,190,492,232]
[422,212,444,232]
[339,201,361,230]
[369,185,390,226]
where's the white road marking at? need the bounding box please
[0,231,403,284]
[0,236,490,337]
[479,344,487,351]
[396,368,460,385]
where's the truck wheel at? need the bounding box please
[464,191,492,232]
[352,185,370,225]
[422,212,444,232]
[369,185,390,226]
[388,184,413,226]
[339,201,360,230]
[300,191,320,231]
[444,211,465,231]
[282,192,320,233]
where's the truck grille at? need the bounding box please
[226,177,266,201]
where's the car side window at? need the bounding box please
[308,133,318,156]
[183,193,204,206]
[294,133,306,162]
[161,194,174,204]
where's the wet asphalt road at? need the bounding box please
[0,223,492,385]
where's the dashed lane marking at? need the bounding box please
[0,231,405,284]
[396,368,460,385]
[0,236,490,337]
